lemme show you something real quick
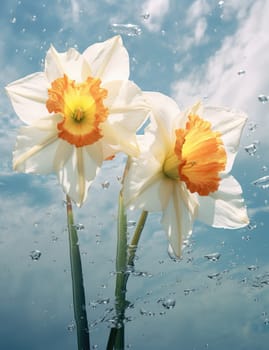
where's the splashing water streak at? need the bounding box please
[252,175,269,189]
[110,23,142,37]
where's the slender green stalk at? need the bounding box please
[114,191,128,350]
[66,195,90,350]
[127,211,148,267]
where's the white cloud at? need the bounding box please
[70,0,80,23]
[171,0,269,143]
[140,0,170,32]
[185,0,210,25]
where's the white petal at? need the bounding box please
[162,182,198,257]
[13,125,60,174]
[123,134,171,212]
[45,45,91,82]
[83,36,129,82]
[58,143,103,206]
[202,105,247,173]
[197,175,249,228]
[6,72,49,124]
[143,91,183,152]
[101,80,150,157]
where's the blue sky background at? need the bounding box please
[1,1,269,349]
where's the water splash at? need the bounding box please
[110,23,142,37]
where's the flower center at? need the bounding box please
[163,114,227,196]
[46,74,108,147]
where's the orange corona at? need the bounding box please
[164,114,227,196]
[46,74,108,147]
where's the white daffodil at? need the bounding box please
[124,92,249,257]
[6,36,149,206]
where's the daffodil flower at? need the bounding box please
[6,36,149,206]
[124,92,249,257]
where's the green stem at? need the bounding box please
[127,211,148,267]
[114,191,127,350]
[66,195,90,350]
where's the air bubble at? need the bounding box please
[248,265,259,271]
[110,23,142,37]
[10,17,16,24]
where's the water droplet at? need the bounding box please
[127,220,136,228]
[132,271,153,278]
[184,288,196,296]
[252,175,269,189]
[167,244,183,262]
[161,298,176,309]
[30,250,41,260]
[97,298,110,305]
[110,23,142,37]
[244,143,257,156]
[72,223,85,230]
[101,181,110,189]
[10,17,16,24]
[242,235,251,241]
[141,13,150,20]
[247,222,257,230]
[67,321,75,331]
[264,318,269,326]
[248,122,257,132]
[204,252,221,262]
[208,272,221,279]
[140,308,155,316]
[237,69,245,75]
[248,265,259,271]
[258,95,269,103]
